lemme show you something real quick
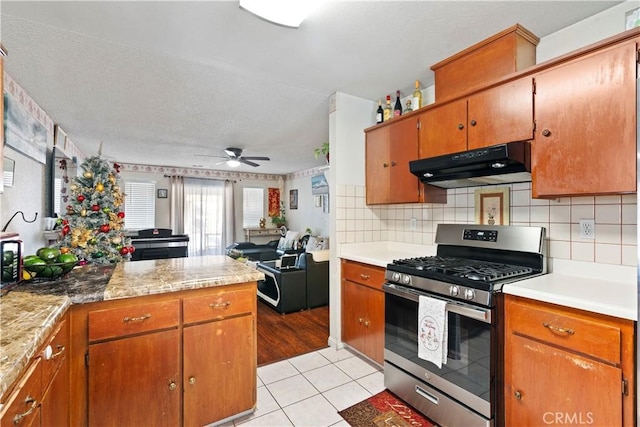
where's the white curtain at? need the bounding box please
[182,177,234,256]
[169,176,185,234]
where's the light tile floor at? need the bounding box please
[218,347,384,427]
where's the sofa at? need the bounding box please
[256,249,329,314]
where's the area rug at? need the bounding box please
[339,389,436,427]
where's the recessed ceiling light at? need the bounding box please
[226,159,241,168]
[239,0,320,28]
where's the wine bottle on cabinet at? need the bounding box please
[376,99,384,124]
[412,80,423,110]
[393,90,402,117]
[383,95,392,122]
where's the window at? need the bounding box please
[243,187,264,228]
[124,181,156,230]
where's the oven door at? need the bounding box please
[383,283,495,420]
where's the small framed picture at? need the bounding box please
[289,189,298,210]
[474,187,509,225]
[157,189,168,199]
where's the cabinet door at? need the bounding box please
[183,315,256,427]
[0,360,41,427]
[418,99,467,158]
[532,41,637,197]
[88,329,181,427]
[342,279,366,354]
[468,78,534,150]
[388,117,421,204]
[505,334,622,426]
[363,287,385,365]
[365,125,391,204]
[41,355,69,427]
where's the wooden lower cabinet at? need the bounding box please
[504,295,634,426]
[70,282,257,426]
[0,313,70,427]
[183,315,255,427]
[88,330,181,426]
[341,260,385,365]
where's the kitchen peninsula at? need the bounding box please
[0,256,264,427]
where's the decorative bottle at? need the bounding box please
[412,80,423,110]
[393,90,402,117]
[376,99,384,124]
[383,95,392,122]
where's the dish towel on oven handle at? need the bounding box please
[418,295,448,368]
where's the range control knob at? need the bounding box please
[391,272,400,282]
[449,286,459,297]
[464,289,475,300]
[402,274,411,285]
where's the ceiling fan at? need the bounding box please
[196,147,270,168]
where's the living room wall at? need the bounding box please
[283,167,330,238]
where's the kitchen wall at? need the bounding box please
[336,183,637,267]
[284,166,330,237]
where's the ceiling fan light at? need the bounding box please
[239,0,319,28]
[226,159,241,168]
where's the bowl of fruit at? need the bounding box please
[22,247,79,281]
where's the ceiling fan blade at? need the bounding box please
[194,154,226,158]
[240,158,260,167]
[242,156,270,161]
[224,147,243,158]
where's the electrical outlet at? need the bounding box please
[579,219,595,239]
[410,218,417,231]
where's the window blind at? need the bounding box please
[243,187,264,228]
[124,181,156,230]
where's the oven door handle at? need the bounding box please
[383,283,492,323]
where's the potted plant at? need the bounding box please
[271,201,286,227]
[314,142,330,164]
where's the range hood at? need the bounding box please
[409,141,531,189]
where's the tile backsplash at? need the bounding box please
[335,183,637,267]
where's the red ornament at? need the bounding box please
[99,224,110,233]
[117,212,125,219]
[128,246,135,253]
[77,195,85,202]
[119,247,130,255]
[113,163,121,173]
[91,204,100,211]
[62,225,71,236]
[62,219,69,225]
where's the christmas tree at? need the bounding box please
[55,156,134,265]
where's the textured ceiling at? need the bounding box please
[0,1,622,174]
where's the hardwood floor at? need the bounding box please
[257,299,330,367]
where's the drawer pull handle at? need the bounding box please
[168,381,177,391]
[13,395,37,424]
[123,314,151,323]
[360,274,370,280]
[189,376,196,385]
[514,390,522,400]
[358,318,364,324]
[543,322,574,335]
[51,344,66,359]
[209,301,231,309]
[364,320,370,327]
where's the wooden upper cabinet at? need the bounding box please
[419,77,534,158]
[532,39,638,198]
[467,78,534,150]
[365,117,424,205]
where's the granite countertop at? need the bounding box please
[338,241,637,321]
[0,292,70,400]
[0,255,263,401]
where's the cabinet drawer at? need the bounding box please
[41,317,69,392]
[508,298,621,364]
[183,286,254,324]
[88,300,180,342]
[341,260,385,290]
[0,359,41,427]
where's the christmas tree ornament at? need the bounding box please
[94,251,104,258]
[89,237,97,245]
[99,224,110,233]
[83,171,94,179]
[117,212,125,219]
[91,204,100,212]
[113,185,120,192]
[128,246,136,253]
[77,195,85,202]
[96,182,105,192]
[66,205,75,215]
[120,247,130,255]
[109,175,116,184]
[112,237,122,245]
[70,183,78,192]
[102,207,111,214]
[80,209,87,217]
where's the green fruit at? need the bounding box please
[56,253,78,273]
[3,251,14,265]
[23,257,47,273]
[36,247,60,264]
[40,265,63,278]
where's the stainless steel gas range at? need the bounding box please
[383,223,546,427]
